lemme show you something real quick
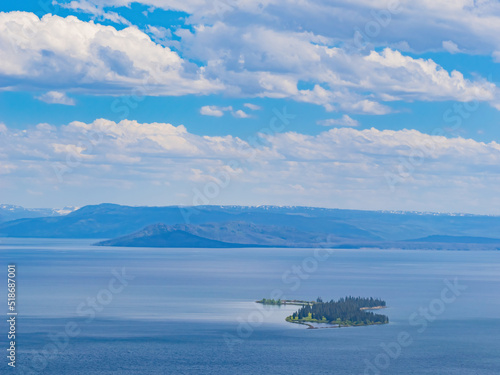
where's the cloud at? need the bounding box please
[244,103,261,111]
[70,1,500,56]
[200,105,232,117]
[200,106,250,118]
[232,109,251,118]
[200,106,224,117]
[145,25,172,45]
[176,23,497,112]
[0,12,222,96]
[317,115,359,127]
[442,40,461,54]
[36,91,76,106]
[58,0,132,25]
[363,48,494,102]
[2,5,500,112]
[3,119,500,213]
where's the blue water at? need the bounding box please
[1,239,499,374]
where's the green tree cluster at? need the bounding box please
[259,298,282,305]
[291,296,388,325]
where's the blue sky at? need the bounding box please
[2,1,500,214]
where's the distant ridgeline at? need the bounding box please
[281,296,389,328]
[3,203,500,250]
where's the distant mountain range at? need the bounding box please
[0,204,77,223]
[1,203,500,249]
[405,235,500,244]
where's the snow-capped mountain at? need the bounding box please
[0,204,77,222]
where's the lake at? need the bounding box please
[1,238,499,374]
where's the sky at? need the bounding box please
[1,0,500,214]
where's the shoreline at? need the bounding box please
[284,315,388,329]
[285,319,340,329]
[259,301,389,329]
[255,298,389,329]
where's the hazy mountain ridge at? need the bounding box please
[1,204,500,249]
[0,204,77,223]
[0,203,381,240]
[406,235,500,244]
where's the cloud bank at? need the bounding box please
[2,119,500,213]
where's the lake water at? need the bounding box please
[1,238,499,374]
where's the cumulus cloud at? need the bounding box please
[0,12,222,96]
[36,91,76,105]
[200,106,251,118]
[232,110,251,118]
[2,5,500,116]
[67,0,500,56]
[200,105,232,117]
[3,119,500,212]
[317,115,359,127]
[176,23,497,112]
[363,48,494,102]
[0,7,498,113]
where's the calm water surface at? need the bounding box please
[0,238,499,374]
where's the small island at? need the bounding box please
[257,296,389,329]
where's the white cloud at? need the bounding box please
[1,4,500,112]
[442,40,461,54]
[200,105,232,117]
[363,48,494,102]
[3,119,500,213]
[70,0,500,57]
[200,106,251,118]
[36,91,76,106]
[145,25,172,45]
[317,115,359,127]
[232,109,251,118]
[200,106,224,117]
[36,123,57,132]
[244,103,261,111]
[0,12,222,96]
[176,23,497,111]
[58,0,132,25]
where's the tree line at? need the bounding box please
[291,296,388,325]
[259,298,282,305]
